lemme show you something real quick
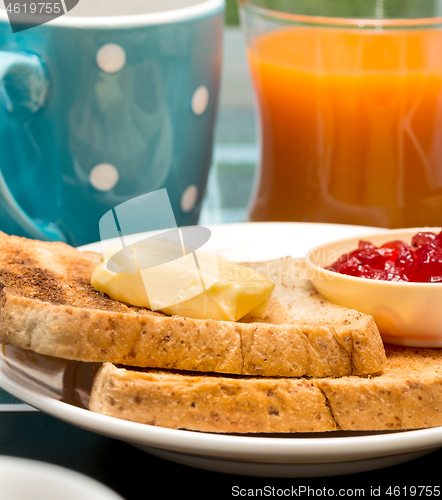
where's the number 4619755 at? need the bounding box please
[5,3,63,14]
[386,486,440,497]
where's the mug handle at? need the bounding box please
[0,51,65,241]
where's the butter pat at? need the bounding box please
[91,241,275,321]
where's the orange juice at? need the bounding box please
[247,27,442,228]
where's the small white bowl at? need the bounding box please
[0,456,124,500]
[305,227,442,347]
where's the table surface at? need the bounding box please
[0,29,441,498]
[0,412,440,498]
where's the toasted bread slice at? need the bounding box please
[89,345,442,433]
[0,231,385,377]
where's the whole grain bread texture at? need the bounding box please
[0,231,385,377]
[89,345,442,433]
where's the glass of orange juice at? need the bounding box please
[238,0,442,228]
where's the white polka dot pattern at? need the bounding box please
[96,44,126,73]
[90,163,119,191]
[181,185,198,212]
[191,86,209,115]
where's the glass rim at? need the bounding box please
[237,0,442,28]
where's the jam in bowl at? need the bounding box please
[327,230,442,283]
[304,227,442,347]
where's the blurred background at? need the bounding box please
[199,0,256,225]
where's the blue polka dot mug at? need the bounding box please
[0,0,224,246]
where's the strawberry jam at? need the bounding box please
[327,230,442,282]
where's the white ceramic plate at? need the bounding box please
[1,222,442,478]
[0,455,124,500]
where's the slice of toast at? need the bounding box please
[89,345,442,433]
[0,231,385,377]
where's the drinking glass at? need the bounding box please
[238,0,442,228]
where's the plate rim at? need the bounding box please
[78,221,387,253]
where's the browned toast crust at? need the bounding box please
[0,231,386,377]
[89,345,442,433]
